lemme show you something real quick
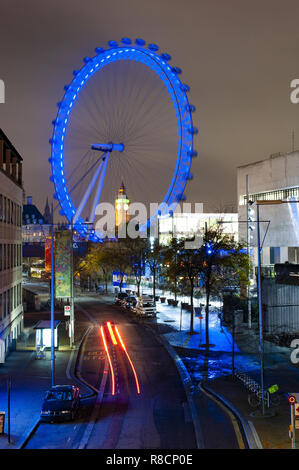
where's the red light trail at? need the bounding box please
[100,325,115,395]
[114,325,141,395]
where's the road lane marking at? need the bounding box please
[183,335,191,347]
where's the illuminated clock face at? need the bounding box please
[116,204,121,211]
[124,204,129,211]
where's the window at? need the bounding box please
[3,197,6,223]
[288,247,299,264]
[270,247,281,264]
[3,291,6,318]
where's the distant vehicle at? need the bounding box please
[115,292,128,305]
[124,296,137,309]
[134,296,156,317]
[40,385,80,422]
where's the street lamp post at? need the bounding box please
[70,220,74,349]
[246,175,252,329]
[50,220,55,387]
[256,203,265,415]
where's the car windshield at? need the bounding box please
[46,390,73,401]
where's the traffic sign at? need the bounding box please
[64,305,71,316]
[288,395,296,405]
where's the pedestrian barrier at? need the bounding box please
[235,371,270,408]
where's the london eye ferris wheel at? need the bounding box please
[49,37,197,241]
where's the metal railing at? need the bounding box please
[235,371,270,408]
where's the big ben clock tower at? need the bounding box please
[115,179,130,230]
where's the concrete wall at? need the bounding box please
[237,151,299,256]
[263,279,299,334]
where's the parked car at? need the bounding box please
[97,285,104,294]
[124,296,137,309]
[115,292,128,305]
[40,385,80,422]
[134,296,156,317]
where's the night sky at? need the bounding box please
[1,0,299,216]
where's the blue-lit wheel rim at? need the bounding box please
[49,38,196,240]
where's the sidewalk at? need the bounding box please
[0,304,89,448]
[131,290,298,449]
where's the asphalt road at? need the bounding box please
[76,299,197,449]
[24,296,240,449]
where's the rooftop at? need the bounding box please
[23,197,47,225]
[237,150,299,170]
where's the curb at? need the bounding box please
[200,382,262,449]
[145,324,204,449]
[77,357,109,449]
[16,416,40,449]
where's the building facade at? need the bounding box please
[159,212,238,246]
[22,196,51,278]
[0,129,23,362]
[237,151,299,268]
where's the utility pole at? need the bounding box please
[70,220,74,348]
[50,203,55,387]
[246,175,252,328]
[232,311,235,377]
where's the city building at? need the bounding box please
[158,212,238,246]
[237,150,299,268]
[0,129,23,362]
[43,197,53,225]
[22,196,51,278]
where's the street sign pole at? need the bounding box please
[288,395,297,448]
[291,403,296,449]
